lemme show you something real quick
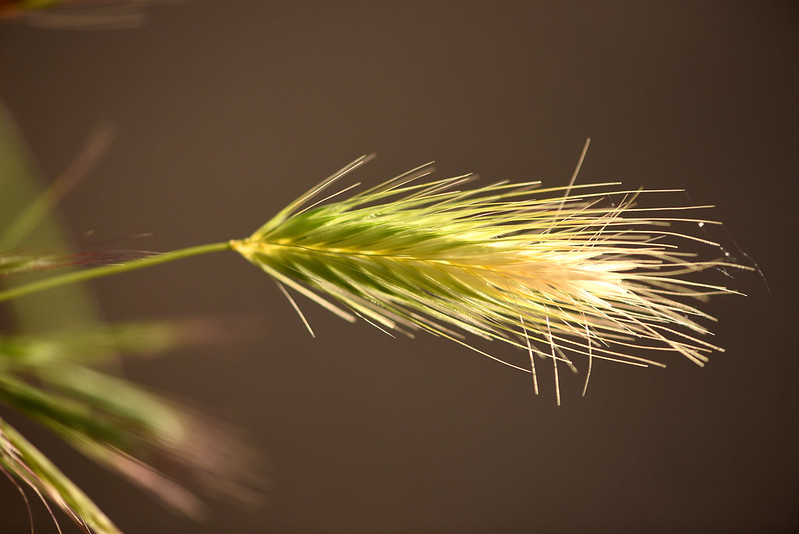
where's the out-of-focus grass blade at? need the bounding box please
[0,105,101,335]
[0,415,122,534]
[0,319,263,519]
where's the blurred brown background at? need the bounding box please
[1,1,797,532]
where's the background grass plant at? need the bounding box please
[0,111,259,533]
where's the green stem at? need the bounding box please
[0,241,234,303]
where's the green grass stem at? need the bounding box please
[0,241,233,303]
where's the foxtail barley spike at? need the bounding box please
[231,153,746,399]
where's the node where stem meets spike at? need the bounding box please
[231,155,749,399]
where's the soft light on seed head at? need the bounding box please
[231,155,749,401]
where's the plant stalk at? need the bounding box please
[0,241,234,303]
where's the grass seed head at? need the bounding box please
[232,155,746,399]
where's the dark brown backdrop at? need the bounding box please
[1,1,797,532]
